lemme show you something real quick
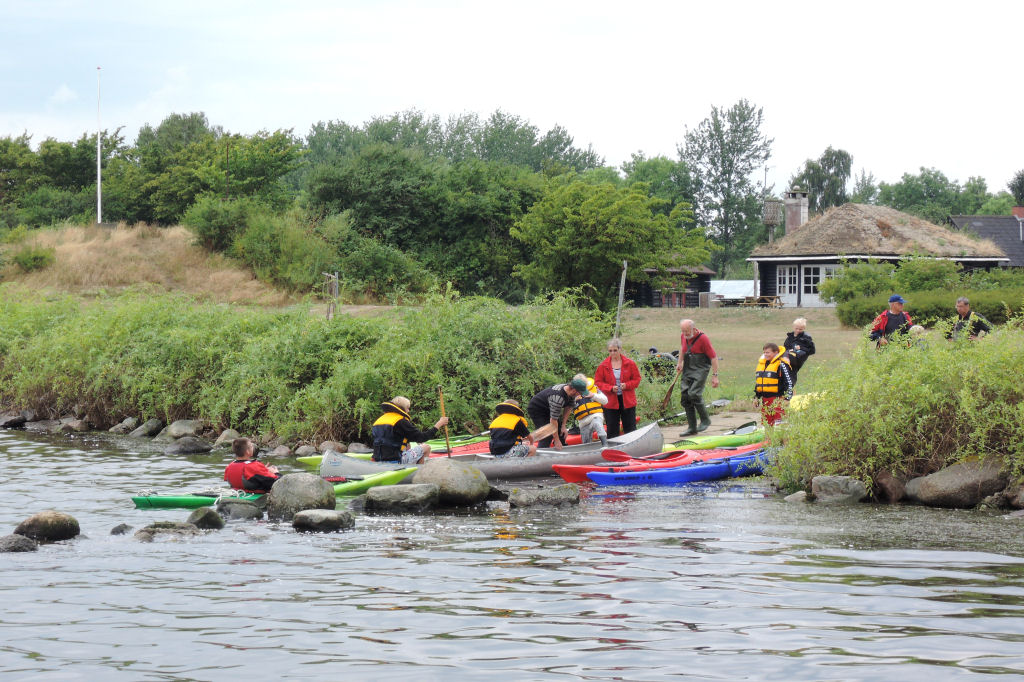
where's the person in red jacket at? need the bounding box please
[224,437,281,493]
[869,294,912,347]
[594,337,642,438]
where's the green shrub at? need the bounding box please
[231,208,333,291]
[837,289,1024,328]
[772,324,1024,493]
[892,256,961,292]
[961,268,1024,291]
[183,195,260,252]
[12,244,55,272]
[817,260,893,304]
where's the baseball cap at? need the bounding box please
[888,294,906,304]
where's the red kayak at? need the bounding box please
[552,441,767,483]
[429,433,585,457]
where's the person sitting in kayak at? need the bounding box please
[371,396,449,464]
[488,399,537,458]
[571,374,609,447]
[224,437,281,493]
[754,342,793,427]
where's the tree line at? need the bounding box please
[2,103,1021,307]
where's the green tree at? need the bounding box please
[788,146,852,212]
[817,260,894,304]
[680,99,773,274]
[979,191,1014,215]
[850,169,878,204]
[875,167,996,223]
[622,153,695,216]
[510,179,713,309]
[1009,169,1024,205]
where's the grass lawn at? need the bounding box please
[614,305,863,406]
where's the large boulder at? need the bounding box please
[166,419,205,439]
[0,534,38,552]
[295,445,318,457]
[266,473,336,521]
[319,440,346,453]
[128,418,164,438]
[905,458,1008,509]
[292,509,355,532]
[14,510,80,542]
[346,442,372,454]
[163,436,213,455]
[365,483,440,514]
[872,470,906,504]
[187,507,225,530]
[134,522,201,542]
[0,412,28,428]
[108,416,139,434]
[216,499,264,521]
[214,429,241,447]
[811,476,868,504]
[412,458,490,506]
[509,483,581,508]
[60,419,90,433]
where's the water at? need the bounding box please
[3,428,1024,680]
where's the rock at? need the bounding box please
[295,445,318,457]
[25,420,60,432]
[292,509,355,532]
[108,417,139,434]
[872,469,905,504]
[266,473,336,521]
[784,490,808,503]
[216,499,264,520]
[270,445,293,458]
[152,427,175,442]
[60,419,90,432]
[509,483,581,508]
[134,522,201,542]
[110,523,133,535]
[346,442,372,454]
[319,440,346,453]
[811,476,868,504]
[365,484,440,514]
[412,458,490,506]
[14,510,81,542]
[710,398,731,408]
[187,507,225,530]
[487,486,509,501]
[1005,484,1024,510]
[904,458,1008,509]
[0,412,28,428]
[214,429,241,447]
[163,436,213,455]
[0,534,38,552]
[128,418,164,438]
[166,419,205,439]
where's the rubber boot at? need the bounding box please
[681,403,698,436]
[599,433,608,448]
[695,403,712,432]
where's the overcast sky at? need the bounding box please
[2,0,1021,195]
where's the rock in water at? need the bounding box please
[14,510,81,542]
[266,473,336,520]
[412,458,490,506]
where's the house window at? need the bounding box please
[803,266,822,294]
[777,266,798,295]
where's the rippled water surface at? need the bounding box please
[3,428,1024,680]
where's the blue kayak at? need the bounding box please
[586,450,769,486]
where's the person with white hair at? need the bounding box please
[783,317,816,385]
[371,396,449,464]
[675,319,719,435]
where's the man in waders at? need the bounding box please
[675,319,720,436]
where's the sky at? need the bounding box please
[2,0,1022,195]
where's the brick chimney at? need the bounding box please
[1012,206,1024,219]
[784,187,809,234]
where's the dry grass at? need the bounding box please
[1,223,297,306]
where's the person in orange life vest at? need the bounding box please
[571,373,609,446]
[224,437,281,493]
[754,342,793,427]
[869,294,912,347]
[371,396,449,464]
[487,399,537,458]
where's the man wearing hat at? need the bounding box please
[371,396,449,464]
[527,379,585,449]
[487,399,537,458]
[869,295,913,347]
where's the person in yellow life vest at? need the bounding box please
[571,373,609,446]
[371,396,449,464]
[487,399,537,458]
[754,342,793,427]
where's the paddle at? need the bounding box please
[659,371,681,411]
[602,448,679,463]
[438,385,452,458]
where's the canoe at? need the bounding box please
[316,450,407,478]
[552,442,766,484]
[669,425,765,450]
[296,451,372,470]
[428,432,584,456]
[441,421,663,481]
[132,469,416,509]
[586,450,771,486]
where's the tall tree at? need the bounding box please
[679,99,773,273]
[789,146,852,212]
[621,152,695,216]
[1009,169,1024,205]
[849,170,878,204]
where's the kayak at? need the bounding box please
[586,450,771,486]
[296,451,372,470]
[669,426,765,450]
[132,469,416,509]
[552,442,766,484]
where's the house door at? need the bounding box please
[801,265,838,307]
[776,266,798,306]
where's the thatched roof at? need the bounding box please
[750,203,1007,260]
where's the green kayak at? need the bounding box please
[331,467,417,495]
[668,424,766,450]
[296,451,372,469]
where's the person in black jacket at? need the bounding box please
[948,297,992,341]
[371,396,449,464]
[783,317,816,385]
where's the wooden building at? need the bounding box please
[627,265,715,308]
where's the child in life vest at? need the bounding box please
[571,374,609,446]
[754,342,793,427]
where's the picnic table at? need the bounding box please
[739,295,783,308]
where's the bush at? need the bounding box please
[772,324,1024,492]
[183,195,260,252]
[961,268,1024,291]
[892,256,961,292]
[817,260,893,304]
[231,208,333,291]
[12,244,56,272]
[836,289,1024,328]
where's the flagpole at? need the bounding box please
[96,66,102,224]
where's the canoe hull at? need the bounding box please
[133,492,263,509]
[553,442,766,484]
[586,451,769,486]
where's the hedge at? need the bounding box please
[837,288,1024,329]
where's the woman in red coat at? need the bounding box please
[594,338,642,438]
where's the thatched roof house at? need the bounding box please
[747,203,1008,307]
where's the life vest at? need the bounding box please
[224,460,273,493]
[489,401,529,454]
[755,351,791,398]
[573,398,603,421]
[372,402,411,462]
